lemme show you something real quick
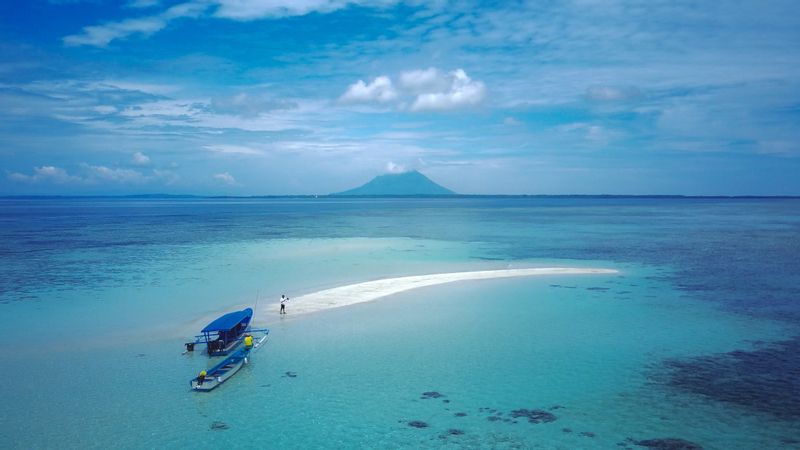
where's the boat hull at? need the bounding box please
[190,349,249,391]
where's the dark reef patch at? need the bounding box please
[420,391,444,399]
[661,337,800,419]
[209,421,229,431]
[454,412,467,417]
[580,431,596,438]
[283,371,297,378]
[562,428,572,433]
[446,429,464,436]
[408,420,428,428]
[509,408,556,423]
[634,438,703,450]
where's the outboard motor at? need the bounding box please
[185,342,195,352]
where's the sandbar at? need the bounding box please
[268,267,617,318]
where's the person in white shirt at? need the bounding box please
[280,294,289,315]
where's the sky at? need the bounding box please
[1,0,799,195]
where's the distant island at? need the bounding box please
[333,170,456,196]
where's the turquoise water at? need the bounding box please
[1,198,799,448]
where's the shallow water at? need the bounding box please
[1,197,799,449]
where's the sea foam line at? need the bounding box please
[277,267,618,317]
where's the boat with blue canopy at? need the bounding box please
[185,306,270,391]
[185,307,255,356]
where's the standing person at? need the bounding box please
[280,294,289,315]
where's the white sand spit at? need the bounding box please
[285,267,618,316]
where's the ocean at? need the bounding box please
[0,197,798,449]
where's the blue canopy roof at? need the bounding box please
[201,308,253,333]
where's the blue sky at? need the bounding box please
[1,0,799,195]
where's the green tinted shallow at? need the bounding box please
[0,198,798,449]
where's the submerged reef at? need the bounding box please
[662,338,800,419]
[509,408,557,423]
[420,391,444,399]
[209,421,229,431]
[634,438,703,450]
[407,420,428,428]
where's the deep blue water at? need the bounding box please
[4,197,798,317]
[1,197,799,448]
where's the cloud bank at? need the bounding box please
[132,152,151,166]
[410,69,486,112]
[63,2,208,47]
[8,164,176,186]
[63,0,398,47]
[385,161,409,174]
[213,171,239,186]
[8,166,83,184]
[340,68,486,112]
[340,76,398,103]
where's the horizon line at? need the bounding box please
[2,194,799,200]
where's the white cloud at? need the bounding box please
[585,86,641,101]
[385,161,409,173]
[210,92,297,117]
[410,69,486,112]
[213,172,239,186]
[115,96,316,133]
[63,1,208,47]
[94,105,118,115]
[399,68,449,94]
[340,76,398,104]
[82,164,149,183]
[64,17,167,47]
[204,144,264,156]
[152,169,179,184]
[7,166,83,184]
[559,122,619,146]
[214,0,341,20]
[63,1,400,46]
[127,0,161,8]
[212,0,400,20]
[7,164,179,186]
[340,68,487,112]
[132,151,151,166]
